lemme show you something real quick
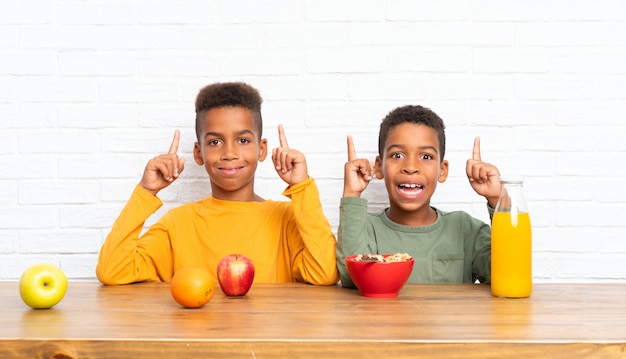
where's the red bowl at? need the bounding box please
[345,255,414,298]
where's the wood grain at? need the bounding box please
[1,281,625,358]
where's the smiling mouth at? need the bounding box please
[398,183,424,197]
[219,167,243,176]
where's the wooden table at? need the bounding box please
[1,281,625,358]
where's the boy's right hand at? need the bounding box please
[343,135,374,197]
[139,130,186,196]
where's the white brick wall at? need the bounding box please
[1,0,626,282]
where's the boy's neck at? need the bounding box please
[385,205,438,226]
[209,184,264,202]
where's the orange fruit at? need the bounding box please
[170,266,215,308]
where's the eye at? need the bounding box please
[207,139,221,146]
[238,137,251,145]
[421,153,434,160]
[390,152,404,159]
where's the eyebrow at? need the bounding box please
[385,144,439,154]
[204,129,256,140]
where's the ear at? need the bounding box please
[193,142,204,165]
[258,138,268,162]
[438,159,449,183]
[373,156,384,179]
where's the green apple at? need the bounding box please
[19,263,68,309]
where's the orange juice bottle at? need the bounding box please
[491,178,532,298]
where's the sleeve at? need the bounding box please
[95,185,173,285]
[471,219,492,284]
[282,177,340,285]
[336,196,378,289]
[487,203,495,221]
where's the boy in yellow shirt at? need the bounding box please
[96,82,339,286]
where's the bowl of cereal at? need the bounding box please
[345,253,414,298]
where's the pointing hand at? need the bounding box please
[271,125,308,186]
[139,129,186,196]
[466,137,500,207]
[343,135,375,198]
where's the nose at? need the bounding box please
[401,158,421,174]
[220,142,239,160]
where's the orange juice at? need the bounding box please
[491,211,532,298]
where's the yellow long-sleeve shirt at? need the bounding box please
[96,177,339,285]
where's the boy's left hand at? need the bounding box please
[272,124,309,186]
[466,137,501,207]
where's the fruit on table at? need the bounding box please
[217,254,255,296]
[170,266,215,308]
[19,263,68,309]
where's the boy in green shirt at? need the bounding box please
[336,105,501,287]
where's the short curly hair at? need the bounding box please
[378,105,446,161]
[195,82,263,141]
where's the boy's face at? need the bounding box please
[193,106,267,201]
[374,123,449,224]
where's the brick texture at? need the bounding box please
[1,0,625,281]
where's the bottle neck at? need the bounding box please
[496,182,528,213]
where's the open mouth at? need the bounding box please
[397,183,424,197]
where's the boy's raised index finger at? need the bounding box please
[347,135,358,161]
[472,136,482,161]
[278,124,289,148]
[168,129,180,154]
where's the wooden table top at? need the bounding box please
[1,281,625,358]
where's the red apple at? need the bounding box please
[217,254,255,296]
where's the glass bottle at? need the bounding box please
[491,178,532,298]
